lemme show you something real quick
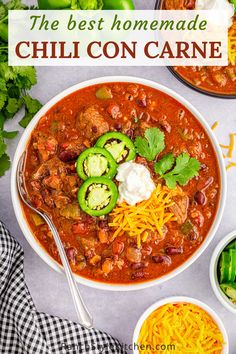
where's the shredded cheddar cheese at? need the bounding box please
[228,133,236,158]
[228,20,236,65]
[109,184,181,248]
[226,162,236,170]
[211,121,219,131]
[211,122,236,170]
[137,303,224,354]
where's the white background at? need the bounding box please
[1,0,236,353]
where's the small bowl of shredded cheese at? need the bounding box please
[133,296,228,354]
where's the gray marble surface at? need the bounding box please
[1,0,236,352]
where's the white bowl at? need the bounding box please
[11,76,227,291]
[133,296,229,354]
[210,230,236,314]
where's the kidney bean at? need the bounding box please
[98,219,109,230]
[194,191,206,205]
[165,246,183,255]
[136,98,147,108]
[92,126,98,133]
[188,227,199,241]
[114,122,122,131]
[152,254,171,265]
[66,247,76,263]
[112,240,125,255]
[131,262,148,270]
[59,150,78,162]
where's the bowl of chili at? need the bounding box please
[133,296,229,353]
[11,76,226,291]
[210,230,236,314]
[155,0,236,99]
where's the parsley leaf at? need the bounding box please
[155,152,201,189]
[135,128,165,161]
[0,153,10,176]
[154,153,175,175]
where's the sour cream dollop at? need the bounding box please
[116,161,155,206]
[196,0,234,28]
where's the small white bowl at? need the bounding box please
[133,296,229,354]
[11,76,227,291]
[210,230,236,314]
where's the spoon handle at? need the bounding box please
[43,213,93,329]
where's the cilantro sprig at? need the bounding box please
[134,128,165,161]
[0,0,42,177]
[154,152,201,189]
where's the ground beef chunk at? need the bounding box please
[77,105,109,140]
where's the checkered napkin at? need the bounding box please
[0,221,127,354]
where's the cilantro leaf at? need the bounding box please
[0,112,4,130]
[0,77,7,92]
[0,0,40,180]
[0,133,6,158]
[135,128,165,161]
[154,153,175,176]
[23,95,42,114]
[0,63,15,81]
[18,96,42,128]
[0,90,7,110]
[13,66,37,89]
[0,153,10,176]
[19,112,34,128]
[2,130,18,139]
[6,97,23,114]
[157,153,201,189]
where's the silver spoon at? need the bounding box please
[17,152,93,329]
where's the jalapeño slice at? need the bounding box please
[76,147,117,180]
[78,177,118,217]
[219,251,231,283]
[96,132,136,164]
